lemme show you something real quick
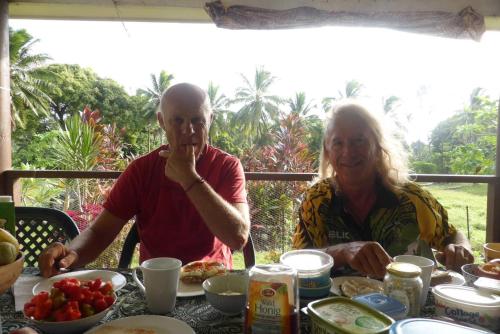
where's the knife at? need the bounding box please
[416,238,439,269]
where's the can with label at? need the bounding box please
[244,264,299,334]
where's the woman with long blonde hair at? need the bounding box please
[293,101,473,278]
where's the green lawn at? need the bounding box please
[421,183,487,261]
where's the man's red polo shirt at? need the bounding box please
[103,145,247,268]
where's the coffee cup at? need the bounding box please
[394,255,434,308]
[132,257,182,314]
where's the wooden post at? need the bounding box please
[486,97,500,242]
[0,0,11,195]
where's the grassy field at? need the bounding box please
[134,183,488,269]
[421,183,487,261]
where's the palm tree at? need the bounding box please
[322,79,364,112]
[469,87,486,110]
[382,95,407,134]
[207,81,230,141]
[137,70,174,149]
[137,70,174,120]
[231,67,282,145]
[383,95,401,115]
[288,92,315,116]
[9,28,54,128]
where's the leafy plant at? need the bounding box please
[9,28,55,128]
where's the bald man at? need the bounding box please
[39,83,250,277]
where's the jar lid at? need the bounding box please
[0,195,13,202]
[353,293,407,318]
[386,262,421,278]
[280,250,334,273]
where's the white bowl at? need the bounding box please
[432,284,500,331]
[202,273,248,315]
[461,263,481,286]
[25,294,116,334]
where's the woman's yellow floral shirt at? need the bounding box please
[292,178,457,256]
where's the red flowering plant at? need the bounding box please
[57,106,124,227]
[241,112,315,253]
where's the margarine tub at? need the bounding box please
[389,318,494,334]
[432,284,500,331]
[280,250,333,298]
[307,297,394,334]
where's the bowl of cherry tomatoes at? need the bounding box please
[24,277,116,334]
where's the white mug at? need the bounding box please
[394,254,434,308]
[132,257,182,314]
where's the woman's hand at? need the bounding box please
[339,241,393,279]
[435,243,474,272]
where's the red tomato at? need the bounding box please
[100,282,113,295]
[104,295,115,307]
[24,276,115,322]
[93,298,108,313]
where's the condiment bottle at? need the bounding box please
[384,262,422,317]
[0,195,16,236]
[245,264,299,334]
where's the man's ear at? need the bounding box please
[157,111,165,131]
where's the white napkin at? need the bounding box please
[12,275,43,311]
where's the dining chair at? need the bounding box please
[15,206,80,267]
[118,223,257,269]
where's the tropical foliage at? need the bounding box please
[7,27,498,266]
[9,28,55,128]
[231,67,282,145]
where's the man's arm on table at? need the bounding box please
[39,209,126,276]
[185,182,250,250]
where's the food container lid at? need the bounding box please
[353,293,407,318]
[473,277,500,294]
[280,250,333,273]
[389,318,494,334]
[307,296,394,334]
[386,262,421,278]
[433,284,500,307]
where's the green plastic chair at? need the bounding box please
[15,207,80,267]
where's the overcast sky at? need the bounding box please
[10,19,500,144]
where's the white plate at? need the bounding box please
[448,271,466,286]
[33,270,127,295]
[84,315,195,334]
[177,280,204,297]
[431,271,466,288]
[330,276,384,297]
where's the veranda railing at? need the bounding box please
[2,170,499,243]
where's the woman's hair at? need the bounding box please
[319,100,409,192]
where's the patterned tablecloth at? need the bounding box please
[1,268,313,334]
[1,268,440,334]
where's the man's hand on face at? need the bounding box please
[341,241,393,279]
[159,133,199,189]
[436,243,474,272]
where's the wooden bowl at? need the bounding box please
[0,253,24,295]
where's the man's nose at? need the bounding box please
[181,121,195,134]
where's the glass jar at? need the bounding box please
[384,262,423,317]
[245,264,299,334]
